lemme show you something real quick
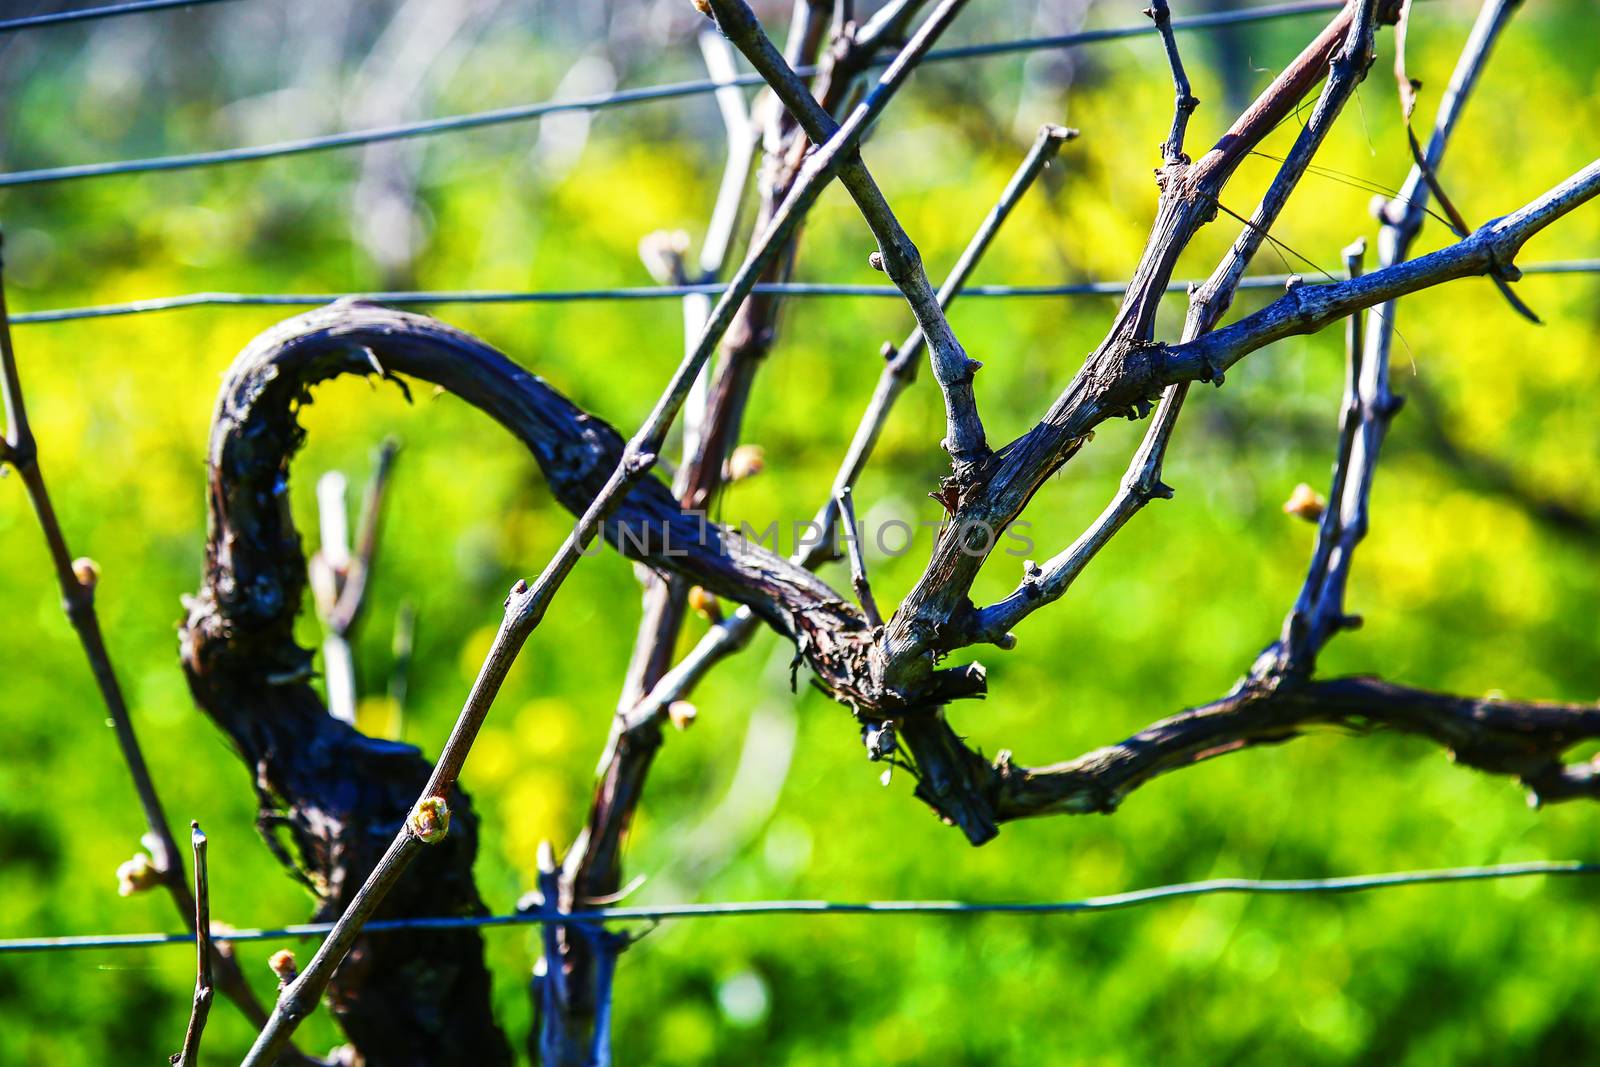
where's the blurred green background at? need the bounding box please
[1,0,1598,1062]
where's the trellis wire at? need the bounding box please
[1,860,1593,954]
[0,0,240,35]
[0,0,1351,189]
[10,259,1596,326]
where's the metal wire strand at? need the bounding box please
[0,0,241,35]
[9,260,1595,326]
[0,1,1349,189]
[0,859,1593,954]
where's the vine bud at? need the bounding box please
[408,796,451,844]
[269,949,299,984]
[72,557,101,590]
[638,229,691,285]
[116,853,161,896]
[1282,483,1326,522]
[668,701,698,731]
[688,586,722,623]
[726,444,765,482]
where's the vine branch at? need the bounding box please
[705,0,992,471]
[171,821,213,1067]
[0,236,292,1056]
[1147,0,1198,166]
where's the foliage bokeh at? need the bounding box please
[1,0,1598,1062]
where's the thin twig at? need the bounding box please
[343,437,401,631]
[708,0,991,470]
[311,438,401,723]
[312,471,357,722]
[1283,0,1524,667]
[1390,0,1536,322]
[0,235,280,1043]
[680,27,758,462]
[835,487,882,628]
[1298,0,1522,663]
[596,1,834,952]
[1263,236,1369,678]
[172,822,213,1067]
[832,0,854,37]
[0,246,184,888]
[967,392,1178,646]
[1146,0,1198,165]
[853,123,1078,446]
